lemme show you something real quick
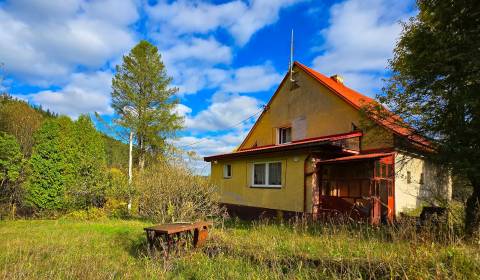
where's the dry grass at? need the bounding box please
[0,219,479,279]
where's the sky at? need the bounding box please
[0,0,416,173]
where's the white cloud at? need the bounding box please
[22,71,113,118]
[171,62,281,96]
[182,94,263,132]
[0,0,138,85]
[147,0,304,45]
[220,64,282,94]
[311,0,414,96]
[163,37,232,66]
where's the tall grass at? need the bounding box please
[1,219,479,279]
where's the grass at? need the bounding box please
[0,219,479,279]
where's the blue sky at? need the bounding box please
[0,0,416,173]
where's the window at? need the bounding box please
[351,122,359,131]
[278,127,292,144]
[223,164,232,178]
[252,162,282,187]
[419,173,424,184]
[407,171,411,184]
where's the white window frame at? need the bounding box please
[277,127,292,145]
[223,164,232,179]
[251,161,282,188]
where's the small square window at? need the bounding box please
[278,127,292,144]
[223,164,232,178]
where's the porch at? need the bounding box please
[311,153,395,225]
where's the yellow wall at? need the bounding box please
[212,152,308,212]
[210,66,394,212]
[239,65,393,151]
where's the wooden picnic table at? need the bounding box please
[144,221,213,251]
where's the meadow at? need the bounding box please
[1,218,479,279]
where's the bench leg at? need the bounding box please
[193,227,209,248]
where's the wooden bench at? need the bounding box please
[144,221,213,251]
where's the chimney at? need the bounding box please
[330,74,344,84]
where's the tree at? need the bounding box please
[378,0,480,237]
[67,115,108,208]
[111,40,183,170]
[0,132,23,212]
[25,119,70,210]
[0,94,44,156]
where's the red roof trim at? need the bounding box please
[204,131,362,162]
[318,152,394,164]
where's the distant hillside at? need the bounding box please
[0,93,128,168]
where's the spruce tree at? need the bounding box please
[25,119,69,210]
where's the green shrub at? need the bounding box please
[103,198,129,218]
[61,207,107,221]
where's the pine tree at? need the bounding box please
[111,40,183,170]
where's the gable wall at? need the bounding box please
[239,66,394,151]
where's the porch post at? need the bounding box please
[312,161,320,221]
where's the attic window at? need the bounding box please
[278,127,292,144]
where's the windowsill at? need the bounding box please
[223,177,232,179]
[277,142,292,145]
[250,185,282,189]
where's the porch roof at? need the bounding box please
[318,152,394,164]
[204,131,362,162]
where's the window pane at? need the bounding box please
[268,162,282,185]
[279,128,292,144]
[224,164,232,178]
[285,128,292,143]
[254,164,266,185]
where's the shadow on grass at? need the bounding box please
[113,230,151,258]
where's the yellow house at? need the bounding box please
[204,62,451,223]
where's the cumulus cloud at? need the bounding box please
[0,0,138,85]
[162,37,232,66]
[147,0,304,45]
[171,62,281,96]
[182,94,263,132]
[220,64,282,94]
[311,0,414,96]
[21,71,113,118]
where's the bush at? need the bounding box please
[134,161,222,223]
[61,207,107,221]
[104,198,129,218]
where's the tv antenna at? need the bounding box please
[289,29,295,82]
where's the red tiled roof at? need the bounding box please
[318,152,394,164]
[204,131,361,162]
[294,62,431,148]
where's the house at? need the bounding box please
[204,62,451,224]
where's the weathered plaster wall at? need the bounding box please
[394,152,452,215]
